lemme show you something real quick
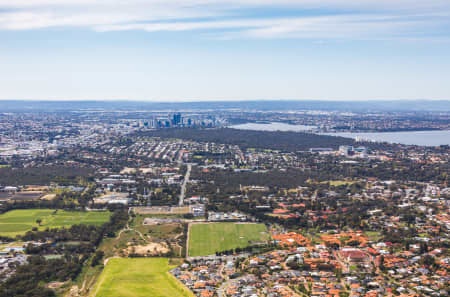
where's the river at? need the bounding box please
[324,130,450,146]
[229,122,450,146]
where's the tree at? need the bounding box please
[420,255,435,267]
[379,255,385,271]
[91,251,104,267]
[420,242,428,254]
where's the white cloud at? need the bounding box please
[0,0,449,40]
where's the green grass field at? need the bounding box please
[0,209,110,237]
[365,231,382,241]
[320,180,356,186]
[188,223,269,257]
[92,258,194,297]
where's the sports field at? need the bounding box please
[92,258,194,297]
[188,223,269,257]
[0,209,110,237]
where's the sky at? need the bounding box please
[0,0,449,101]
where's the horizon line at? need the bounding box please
[1,98,449,103]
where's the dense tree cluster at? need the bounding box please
[0,256,81,297]
[0,166,93,186]
[135,128,362,151]
[0,211,128,297]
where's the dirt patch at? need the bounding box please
[41,194,57,200]
[173,243,183,257]
[140,168,154,174]
[65,285,80,297]
[126,242,170,256]
[120,167,137,174]
[143,217,183,225]
[48,281,65,289]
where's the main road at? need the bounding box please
[179,163,192,206]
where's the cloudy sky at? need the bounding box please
[1,0,449,101]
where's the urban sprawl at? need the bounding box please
[0,108,448,297]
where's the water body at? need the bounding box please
[230,122,317,132]
[229,122,450,146]
[324,130,450,146]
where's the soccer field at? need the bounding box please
[0,209,110,237]
[188,223,269,257]
[92,258,194,297]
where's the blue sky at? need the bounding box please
[0,0,449,101]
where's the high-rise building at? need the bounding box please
[172,113,182,126]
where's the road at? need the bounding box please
[179,164,192,206]
[218,275,247,297]
[217,279,227,297]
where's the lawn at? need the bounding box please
[322,180,356,186]
[188,223,269,257]
[0,209,110,237]
[91,258,194,297]
[365,231,382,241]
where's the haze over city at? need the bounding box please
[1,0,450,101]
